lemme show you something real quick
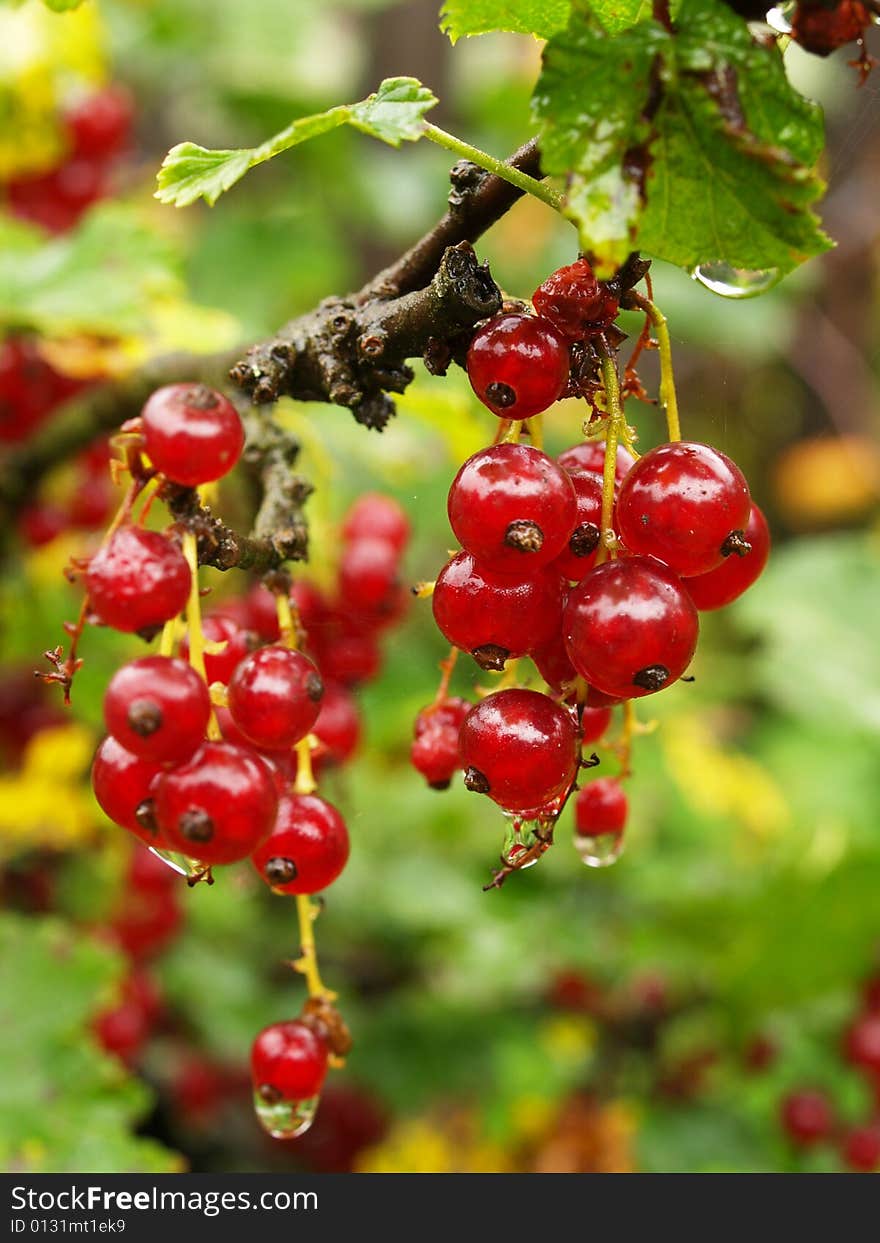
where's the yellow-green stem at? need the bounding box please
[276,592,298,650]
[182,531,221,741]
[422,124,563,212]
[597,351,624,564]
[294,893,332,999]
[635,296,681,442]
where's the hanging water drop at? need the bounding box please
[500,813,549,869]
[765,4,796,35]
[148,846,190,877]
[253,1089,319,1139]
[692,263,781,300]
[574,830,624,869]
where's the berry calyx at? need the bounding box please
[91,736,165,843]
[616,441,752,578]
[411,697,471,790]
[140,383,245,487]
[228,646,324,751]
[154,741,278,865]
[466,314,570,420]
[447,444,578,575]
[86,526,191,634]
[575,778,628,838]
[458,689,579,811]
[103,656,210,763]
[780,1090,834,1147]
[564,556,699,699]
[251,1020,329,1103]
[532,258,619,340]
[251,794,350,895]
[684,504,770,611]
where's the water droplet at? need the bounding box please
[148,846,190,877]
[765,4,795,34]
[253,1090,319,1140]
[691,262,781,299]
[574,830,624,869]
[500,814,549,869]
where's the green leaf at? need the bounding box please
[157,78,438,208]
[588,0,657,33]
[534,0,830,278]
[440,0,572,41]
[40,0,86,9]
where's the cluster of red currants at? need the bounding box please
[779,973,880,1171]
[415,257,770,874]
[4,85,132,235]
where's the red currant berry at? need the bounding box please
[557,440,635,483]
[339,538,401,614]
[109,855,183,960]
[532,632,578,694]
[69,474,115,531]
[154,741,278,865]
[532,258,619,340]
[228,646,323,751]
[586,685,625,709]
[238,583,281,641]
[140,384,244,486]
[780,1090,834,1147]
[251,793,350,894]
[411,697,471,789]
[616,441,752,578]
[19,503,68,547]
[845,1012,880,1073]
[181,614,257,685]
[684,504,770,611]
[341,493,410,554]
[862,973,880,1013]
[251,1021,329,1103]
[458,689,579,811]
[86,526,191,634]
[842,1124,880,1173]
[313,682,361,769]
[66,85,133,159]
[432,551,565,670]
[104,656,210,763]
[92,736,165,843]
[564,556,699,699]
[314,629,381,687]
[580,705,613,744]
[575,778,627,837]
[447,444,578,574]
[548,468,605,582]
[93,991,151,1065]
[466,314,570,419]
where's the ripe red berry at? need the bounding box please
[557,440,635,483]
[315,629,381,687]
[532,632,578,694]
[684,504,770,611]
[251,793,350,894]
[93,993,151,1065]
[411,697,471,789]
[86,526,191,634]
[341,493,410,554]
[19,502,68,547]
[432,551,565,670]
[140,383,245,486]
[458,689,579,811]
[313,682,361,769]
[575,778,627,837]
[181,614,256,685]
[841,1124,880,1172]
[862,973,880,1013]
[251,1020,329,1103]
[580,705,613,744]
[339,538,401,614]
[780,1090,834,1147]
[466,313,570,420]
[616,441,752,578]
[845,1013,880,1073]
[228,646,323,751]
[154,741,278,865]
[91,736,165,843]
[66,85,133,159]
[532,258,619,340]
[447,444,578,574]
[549,468,605,582]
[564,556,699,699]
[104,656,210,763]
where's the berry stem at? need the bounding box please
[294,736,317,796]
[294,893,335,1000]
[421,124,563,212]
[158,618,178,658]
[431,646,459,708]
[499,420,522,445]
[597,348,624,564]
[182,530,222,741]
[276,592,299,650]
[630,294,681,442]
[525,416,544,451]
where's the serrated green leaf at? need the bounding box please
[440,0,572,41]
[157,78,437,208]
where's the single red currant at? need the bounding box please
[140,383,245,486]
[341,493,410,554]
[92,736,165,843]
[842,1124,880,1173]
[313,682,361,769]
[532,258,620,340]
[684,505,770,611]
[466,314,570,419]
[432,552,565,670]
[575,778,627,837]
[844,1012,880,1073]
[564,557,699,698]
[251,1021,329,1103]
[780,1090,834,1147]
[447,444,578,574]
[228,646,323,751]
[549,468,605,582]
[338,538,401,614]
[154,741,278,865]
[458,689,579,811]
[104,656,210,763]
[580,705,613,745]
[66,85,133,159]
[86,526,191,634]
[181,614,257,685]
[314,629,381,687]
[557,440,635,483]
[411,697,472,789]
[531,633,578,694]
[616,441,752,578]
[251,794,350,894]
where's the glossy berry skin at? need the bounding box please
[228,647,323,751]
[532,258,619,340]
[466,314,570,420]
[684,505,770,611]
[104,656,210,764]
[842,1124,880,1173]
[251,794,349,895]
[780,1090,834,1147]
[557,440,635,484]
[447,444,577,574]
[433,552,565,670]
[411,697,471,789]
[181,614,256,685]
[575,778,627,837]
[251,1021,328,1103]
[312,683,361,769]
[564,556,699,699]
[315,629,381,687]
[580,705,613,745]
[86,526,190,634]
[458,689,579,811]
[549,468,605,581]
[844,1013,880,1073]
[155,741,278,866]
[141,384,245,486]
[616,441,752,578]
[92,736,165,843]
[66,86,133,159]
[341,493,409,554]
[338,538,400,614]
[532,633,578,695]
